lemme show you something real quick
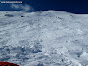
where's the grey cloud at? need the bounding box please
[11,4,32,12]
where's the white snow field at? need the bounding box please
[0,11,88,66]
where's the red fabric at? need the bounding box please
[0,62,19,66]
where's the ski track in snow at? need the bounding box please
[0,11,88,66]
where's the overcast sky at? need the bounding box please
[0,0,88,13]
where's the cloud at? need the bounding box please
[11,4,33,12]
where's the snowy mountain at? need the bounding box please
[0,11,88,66]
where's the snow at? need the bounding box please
[0,11,88,66]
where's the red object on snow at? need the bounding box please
[0,62,19,66]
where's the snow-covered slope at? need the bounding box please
[0,11,88,66]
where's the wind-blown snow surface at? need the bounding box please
[0,11,88,66]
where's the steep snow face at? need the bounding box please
[0,11,88,66]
